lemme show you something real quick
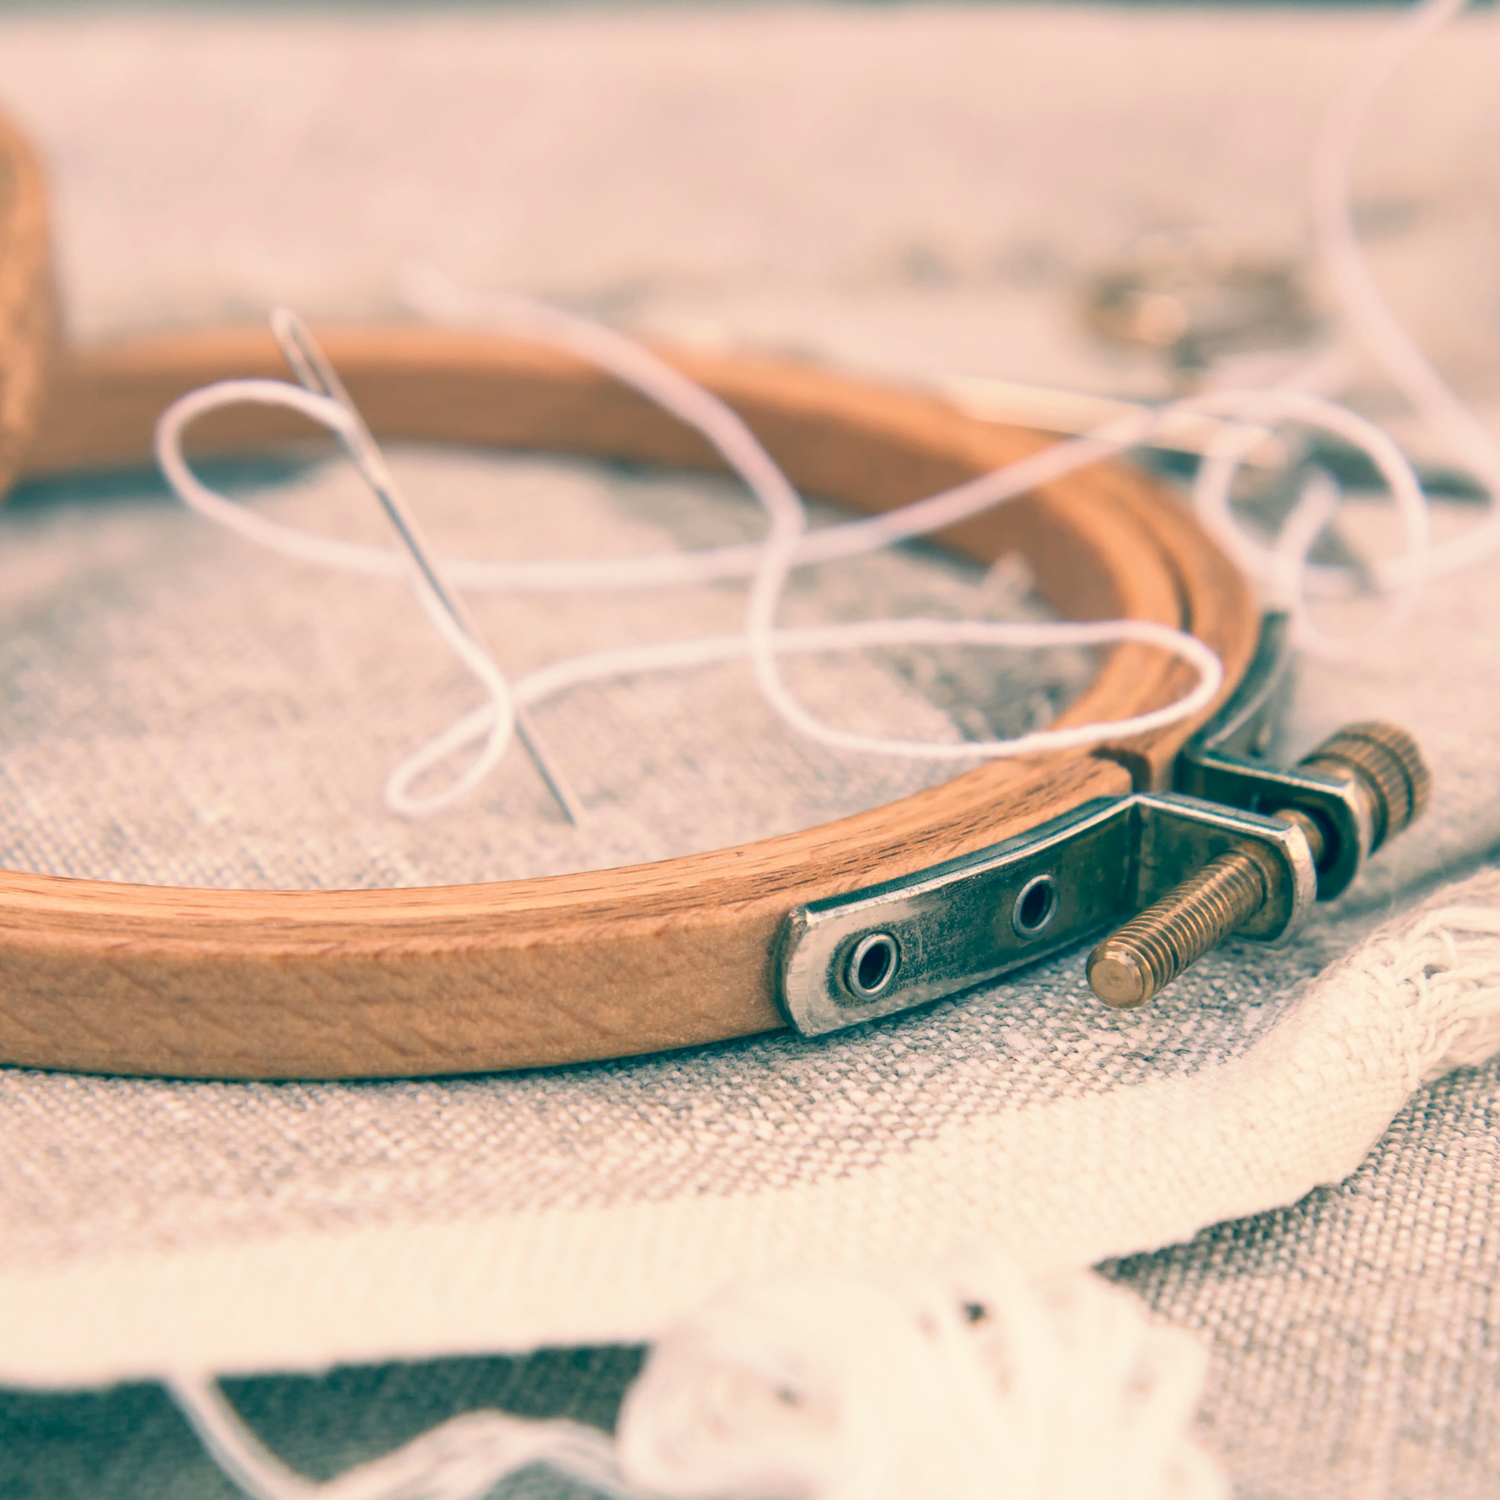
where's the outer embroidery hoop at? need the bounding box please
[0,108,54,502]
[0,110,1262,1080]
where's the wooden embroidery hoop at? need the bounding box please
[0,112,1258,1081]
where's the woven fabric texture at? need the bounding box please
[1,8,1498,1499]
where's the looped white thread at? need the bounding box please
[154,336,1228,816]
[155,381,519,817]
[1309,0,1500,584]
[166,1254,1226,1500]
[157,0,1500,829]
[403,266,1436,657]
[616,1255,1225,1500]
[1188,0,1499,644]
[157,285,1448,810]
[166,1370,635,1500]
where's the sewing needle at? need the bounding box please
[269,308,587,827]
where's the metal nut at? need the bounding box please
[1088,720,1430,1008]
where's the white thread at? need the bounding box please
[402,267,1430,598]
[165,1253,1225,1500]
[616,1255,1225,1500]
[162,303,1445,799]
[155,381,519,817]
[152,0,1498,806]
[154,353,1228,812]
[166,1370,635,1500]
[1310,0,1500,585]
[153,323,1435,810]
[1187,0,1499,643]
[157,243,1451,815]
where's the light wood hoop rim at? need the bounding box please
[2,326,1256,1078]
[0,107,56,503]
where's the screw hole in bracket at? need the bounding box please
[1011,874,1060,939]
[845,932,900,999]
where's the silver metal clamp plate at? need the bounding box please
[1173,611,1373,898]
[777,791,1316,1037]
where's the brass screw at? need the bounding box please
[1087,720,1430,1008]
[1297,720,1430,856]
[1088,849,1270,1008]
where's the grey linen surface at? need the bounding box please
[1,7,1499,1498]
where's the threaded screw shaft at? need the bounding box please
[1088,849,1268,1009]
[1087,719,1431,1009]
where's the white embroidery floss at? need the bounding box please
[153,318,1230,819]
[156,286,1442,817]
[1309,0,1500,584]
[166,1370,634,1500]
[1190,0,1499,640]
[271,308,586,824]
[158,100,1475,831]
[164,1253,1227,1500]
[153,376,527,819]
[142,0,1495,821]
[616,1255,1226,1500]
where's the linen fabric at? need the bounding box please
[1,8,1498,1498]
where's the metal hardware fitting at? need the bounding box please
[777,790,1316,1037]
[1089,718,1429,1007]
[775,613,1429,1036]
[1088,615,1432,1008]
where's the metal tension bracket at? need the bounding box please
[778,614,1431,1035]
